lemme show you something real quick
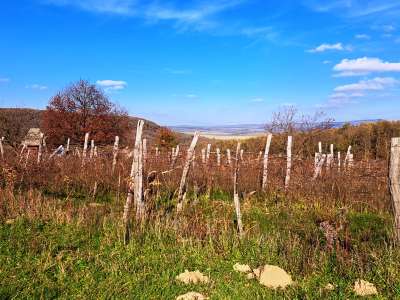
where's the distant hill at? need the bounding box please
[171,119,385,137]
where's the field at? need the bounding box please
[0,135,399,299]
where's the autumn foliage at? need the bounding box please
[41,80,128,146]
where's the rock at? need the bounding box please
[176,292,208,300]
[257,265,293,289]
[353,279,378,296]
[233,263,252,273]
[324,283,335,291]
[176,270,210,284]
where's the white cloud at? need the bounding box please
[334,77,399,92]
[333,57,400,76]
[0,78,10,83]
[382,25,396,32]
[307,43,348,53]
[96,80,127,91]
[26,84,48,90]
[355,33,370,40]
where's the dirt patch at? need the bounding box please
[176,292,208,300]
[353,279,378,296]
[176,270,210,284]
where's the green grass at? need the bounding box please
[0,192,399,299]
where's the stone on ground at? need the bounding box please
[176,292,208,300]
[233,263,252,273]
[324,283,335,291]
[257,265,293,289]
[176,270,210,284]
[353,279,378,296]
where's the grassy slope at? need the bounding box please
[0,191,398,299]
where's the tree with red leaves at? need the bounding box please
[42,80,128,146]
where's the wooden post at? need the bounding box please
[206,144,211,163]
[233,142,243,238]
[216,148,221,167]
[240,149,244,161]
[177,132,199,212]
[37,133,44,164]
[389,137,400,243]
[227,149,231,166]
[284,136,292,190]
[112,136,119,174]
[82,132,89,165]
[337,151,341,171]
[171,144,179,168]
[201,148,206,164]
[318,141,322,154]
[94,146,98,157]
[123,120,144,243]
[0,137,4,160]
[66,138,70,153]
[262,133,272,191]
[142,138,147,163]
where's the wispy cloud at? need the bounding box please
[164,68,192,75]
[323,60,332,64]
[334,77,399,92]
[96,79,127,91]
[333,57,400,77]
[0,78,10,83]
[44,0,138,15]
[355,33,370,40]
[305,0,400,18]
[250,97,264,103]
[307,42,349,53]
[185,94,198,99]
[25,84,48,90]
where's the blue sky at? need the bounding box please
[0,0,399,125]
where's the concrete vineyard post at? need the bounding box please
[0,136,4,160]
[123,120,144,244]
[206,144,211,164]
[284,136,292,190]
[37,133,44,164]
[318,141,322,154]
[112,136,119,174]
[216,148,221,167]
[66,138,70,153]
[233,142,243,238]
[326,144,334,169]
[49,145,63,159]
[338,151,341,171]
[240,149,244,161]
[90,140,95,159]
[262,134,272,191]
[313,154,326,179]
[389,137,400,243]
[201,149,206,164]
[82,132,89,165]
[227,149,231,166]
[177,132,199,212]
